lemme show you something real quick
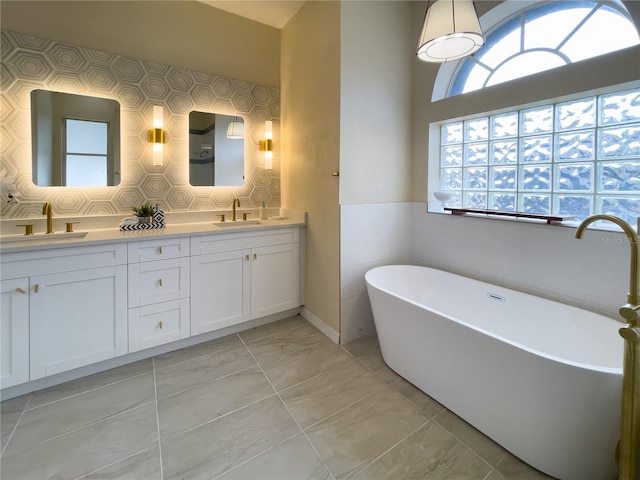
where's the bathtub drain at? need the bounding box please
[487,292,505,302]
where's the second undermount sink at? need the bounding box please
[0,231,89,244]
[214,219,260,227]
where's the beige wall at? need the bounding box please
[339,1,413,205]
[281,1,341,333]
[0,0,280,88]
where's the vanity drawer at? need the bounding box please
[128,257,190,308]
[128,299,190,353]
[128,237,190,263]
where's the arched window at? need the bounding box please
[436,1,639,100]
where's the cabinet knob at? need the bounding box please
[34,284,39,293]
[245,254,250,261]
[253,253,257,260]
[158,278,163,287]
[159,321,163,329]
[15,287,26,294]
[157,246,163,255]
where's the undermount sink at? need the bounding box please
[214,219,260,227]
[0,231,89,243]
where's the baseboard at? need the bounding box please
[1,308,300,401]
[300,307,340,345]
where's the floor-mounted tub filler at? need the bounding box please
[366,265,622,480]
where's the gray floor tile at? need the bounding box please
[0,394,30,453]
[28,358,153,409]
[78,444,162,480]
[217,433,333,480]
[260,341,356,391]
[161,395,301,480]
[434,409,507,467]
[352,421,492,480]
[244,323,330,363]
[154,337,257,399]
[494,452,557,479]
[280,358,385,429]
[158,365,274,437]
[0,403,158,480]
[305,386,429,480]
[341,333,380,359]
[5,372,155,453]
[348,341,445,419]
[238,315,306,343]
[153,334,243,371]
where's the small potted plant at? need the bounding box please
[132,201,155,224]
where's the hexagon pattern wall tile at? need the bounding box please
[0,31,281,219]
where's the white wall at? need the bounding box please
[340,203,413,343]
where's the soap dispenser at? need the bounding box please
[260,202,268,220]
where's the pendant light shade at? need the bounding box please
[417,0,484,63]
[226,116,244,139]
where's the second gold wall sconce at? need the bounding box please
[259,120,273,170]
[148,105,166,166]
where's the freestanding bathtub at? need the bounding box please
[365,265,623,480]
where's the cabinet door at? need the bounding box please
[30,266,127,380]
[0,278,30,388]
[129,299,190,353]
[251,243,300,319]
[191,249,250,335]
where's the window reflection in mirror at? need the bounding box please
[31,90,120,186]
[189,111,244,186]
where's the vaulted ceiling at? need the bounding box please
[197,1,305,28]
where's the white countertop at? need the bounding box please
[0,210,306,254]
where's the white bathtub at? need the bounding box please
[365,265,623,480]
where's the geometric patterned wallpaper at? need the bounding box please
[0,31,280,219]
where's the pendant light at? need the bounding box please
[417,0,484,63]
[226,116,244,139]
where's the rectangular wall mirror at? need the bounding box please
[31,90,121,187]
[189,111,244,186]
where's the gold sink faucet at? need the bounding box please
[575,214,639,479]
[232,198,240,221]
[42,202,54,234]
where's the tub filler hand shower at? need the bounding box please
[575,214,640,480]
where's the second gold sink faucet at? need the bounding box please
[42,202,54,234]
[232,198,240,221]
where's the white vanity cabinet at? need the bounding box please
[127,238,190,352]
[191,228,300,335]
[0,244,128,381]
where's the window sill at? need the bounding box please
[427,204,638,234]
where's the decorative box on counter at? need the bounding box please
[120,206,166,231]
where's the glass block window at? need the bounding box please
[437,88,640,224]
[449,1,639,97]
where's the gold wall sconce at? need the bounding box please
[148,105,166,166]
[259,120,273,170]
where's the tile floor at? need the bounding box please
[0,315,555,480]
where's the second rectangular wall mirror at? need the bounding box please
[189,111,244,187]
